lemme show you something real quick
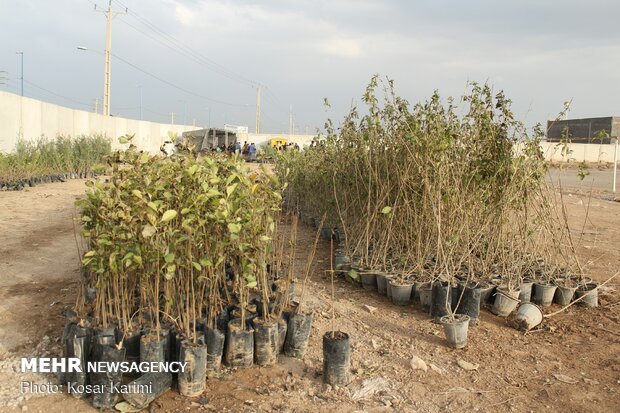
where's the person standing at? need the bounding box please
[248,142,257,162]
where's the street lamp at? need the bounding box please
[15,51,23,96]
[76,45,110,116]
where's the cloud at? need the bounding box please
[318,37,362,59]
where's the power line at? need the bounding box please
[111,52,248,107]
[112,0,257,88]
[14,75,92,108]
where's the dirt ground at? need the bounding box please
[0,170,618,413]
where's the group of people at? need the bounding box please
[213,141,257,162]
[274,142,300,152]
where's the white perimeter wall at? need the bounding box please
[540,141,618,163]
[2,90,617,163]
[0,90,199,153]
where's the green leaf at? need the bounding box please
[228,223,241,234]
[181,208,191,215]
[164,253,175,263]
[131,189,142,199]
[381,206,392,214]
[84,250,96,258]
[192,261,202,271]
[226,183,238,197]
[348,269,359,280]
[187,164,199,176]
[247,280,257,288]
[141,224,156,238]
[161,209,178,223]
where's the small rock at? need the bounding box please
[363,305,377,314]
[244,400,254,405]
[429,363,444,374]
[410,355,428,372]
[21,406,28,412]
[553,374,578,384]
[371,339,381,350]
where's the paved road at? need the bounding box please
[548,166,619,193]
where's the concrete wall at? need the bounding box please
[540,141,618,163]
[0,90,199,153]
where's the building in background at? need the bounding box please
[546,117,619,143]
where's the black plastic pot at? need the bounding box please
[178,339,208,397]
[58,319,77,385]
[554,285,577,306]
[575,283,599,307]
[440,314,470,349]
[455,284,481,326]
[376,274,388,295]
[323,331,350,386]
[533,282,557,307]
[92,345,126,408]
[122,372,172,409]
[120,327,142,363]
[69,335,89,399]
[419,283,432,311]
[519,281,534,303]
[284,311,314,358]
[225,319,254,368]
[140,333,166,363]
[430,281,452,323]
[390,281,413,306]
[360,272,378,291]
[253,318,279,366]
[479,283,496,305]
[216,309,231,332]
[65,324,91,398]
[204,327,225,373]
[92,327,116,365]
[277,317,288,353]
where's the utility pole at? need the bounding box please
[255,85,261,134]
[94,98,99,114]
[138,85,143,120]
[289,105,293,137]
[171,112,175,125]
[613,136,618,194]
[16,52,23,96]
[95,1,126,116]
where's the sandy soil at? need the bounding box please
[0,177,618,413]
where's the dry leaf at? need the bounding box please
[457,359,479,371]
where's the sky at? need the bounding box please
[1,0,619,134]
